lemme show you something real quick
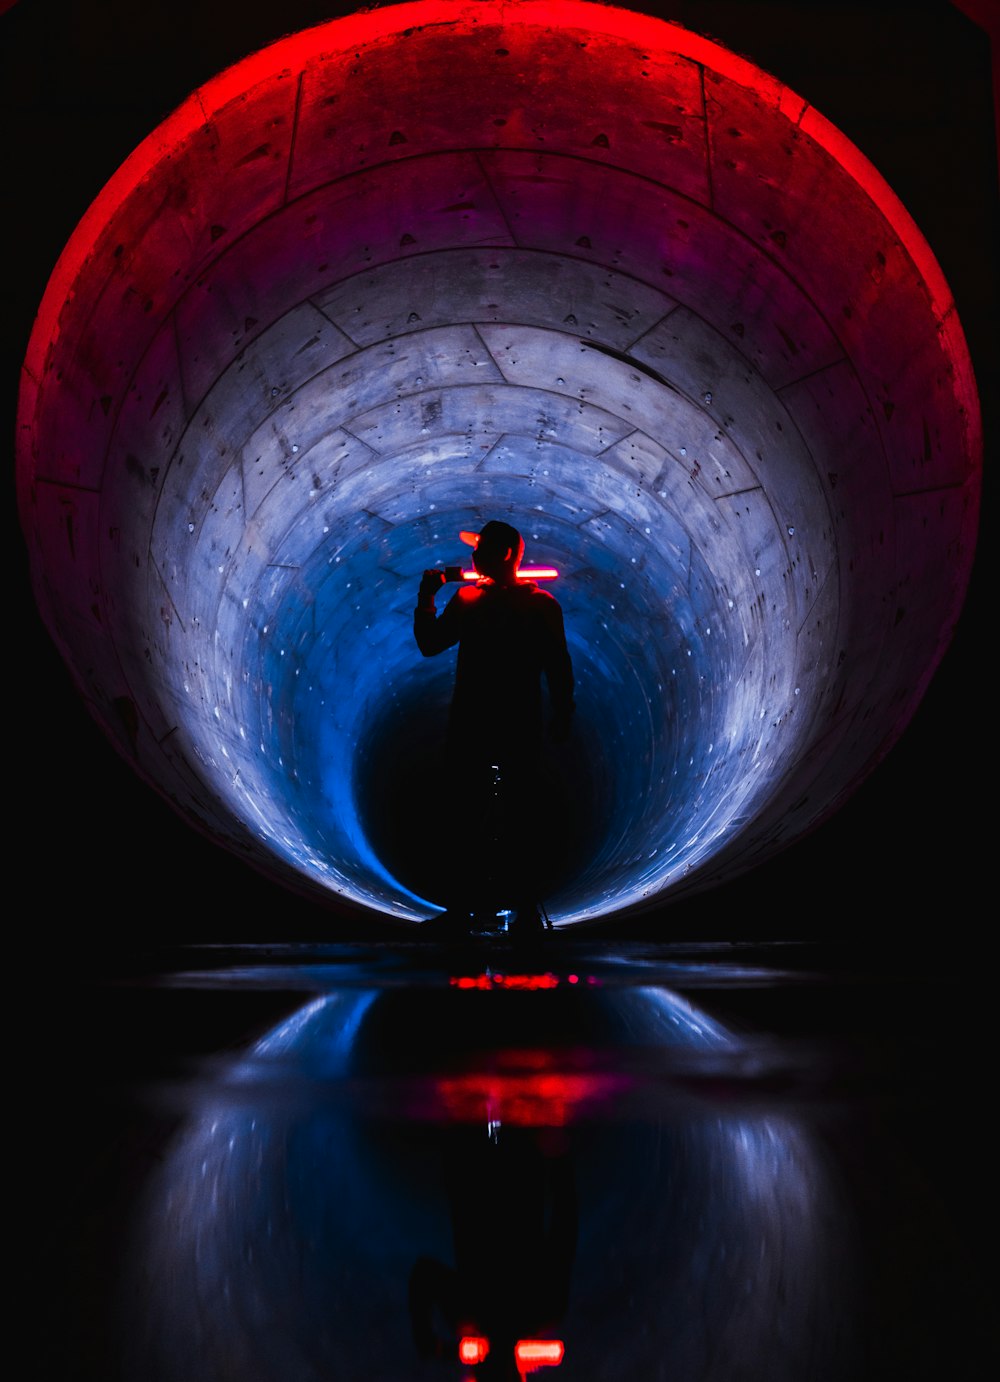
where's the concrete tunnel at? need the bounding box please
[15,0,982,928]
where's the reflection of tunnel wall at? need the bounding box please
[124,985,858,1382]
[15,0,981,924]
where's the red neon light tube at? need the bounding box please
[461,567,559,580]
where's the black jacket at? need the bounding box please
[414,579,574,757]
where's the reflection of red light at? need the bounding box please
[434,1067,625,1126]
[461,567,559,580]
[499,972,559,990]
[515,1339,565,1370]
[449,972,561,991]
[459,1335,490,1364]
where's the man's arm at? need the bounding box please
[539,595,575,739]
[414,570,463,656]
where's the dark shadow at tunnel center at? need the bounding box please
[353,658,606,914]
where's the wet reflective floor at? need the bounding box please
[28,940,993,1381]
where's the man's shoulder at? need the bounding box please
[518,581,560,608]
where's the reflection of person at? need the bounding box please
[409,1126,577,1375]
[414,520,574,932]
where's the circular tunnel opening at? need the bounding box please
[15,0,981,928]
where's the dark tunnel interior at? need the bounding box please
[12,0,989,936]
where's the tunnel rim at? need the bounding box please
[15,0,983,926]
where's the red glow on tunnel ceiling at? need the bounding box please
[22,0,973,418]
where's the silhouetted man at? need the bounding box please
[414,520,574,933]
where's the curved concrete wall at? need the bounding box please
[15,0,981,925]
